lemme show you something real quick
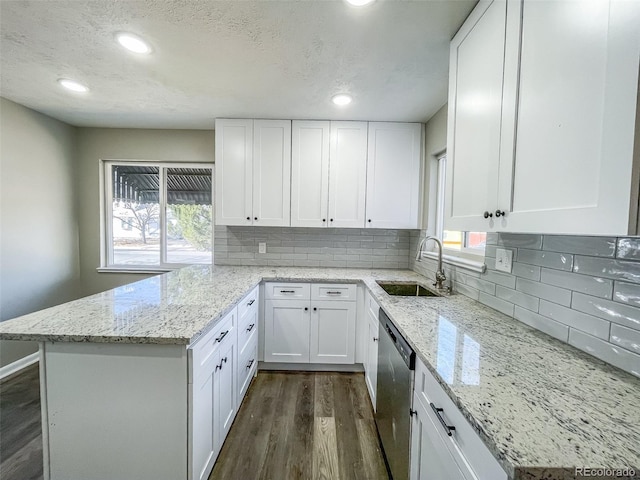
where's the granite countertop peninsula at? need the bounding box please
[1,265,638,480]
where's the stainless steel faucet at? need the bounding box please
[416,235,447,290]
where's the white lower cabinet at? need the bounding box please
[363,291,380,409]
[410,391,469,480]
[264,282,357,365]
[310,301,356,364]
[189,286,260,480]
[411,358,507,480]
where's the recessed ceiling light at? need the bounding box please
[332,94,353,106]
[115,32,152,54]
[57,78,89,93]
[345,0,375,6]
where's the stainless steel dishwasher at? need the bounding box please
[375,308,416,480]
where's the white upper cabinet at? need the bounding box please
[215,119,291,227]
[445,0,508,232]
[502,0,640,234]
[366,122,422,229]
[328,121,369,228]
[446,0,640,235]
[291,121,331,227]
[214,119,253,226]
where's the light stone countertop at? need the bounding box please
[1,265,638,480]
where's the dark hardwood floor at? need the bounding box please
[0,367,388,480]
[210,371,389,480]
[0,364,43,480]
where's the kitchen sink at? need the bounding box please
[376,281,443,297]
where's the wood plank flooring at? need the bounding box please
[209,371,389,480]
[0,364,43,480]
[0,367,388,480]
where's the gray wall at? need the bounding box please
[75,128,215,296]
[215,226,414,269]
[0,98,80,366]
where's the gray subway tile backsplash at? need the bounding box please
[517,248,574,271]
[412,231,640,378]
[543,235,616,257]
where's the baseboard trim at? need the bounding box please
[258,361,364,373]
[0,352,39,380]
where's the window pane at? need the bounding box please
[466,232,487,250]
[111,166,160,265]
[166,168,212,264]
[443,230,463,250]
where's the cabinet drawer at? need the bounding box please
[237,286,259,321]
[365,289,380,319]
[189,308,236,384]
[238,341,258,402]
[265,282,310,299]
[414,359,507,480]
[311,283,356,301]
[238,307,258,358]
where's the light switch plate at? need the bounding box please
[258,242,266,254]
[495,248,513,273]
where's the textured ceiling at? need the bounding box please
[0,0,476,129]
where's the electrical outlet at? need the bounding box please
[258,242,266,254]
[495,248,513,273]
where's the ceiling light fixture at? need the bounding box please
[115,32,152,54]
[332,94,353,106]
[57,78,89,93]
[345,0,375,6]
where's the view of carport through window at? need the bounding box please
[110,164,213,266]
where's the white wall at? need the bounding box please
[421,103,448,234]
[0,98,80,366]
[75,128,215,295]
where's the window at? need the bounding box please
[102,162,213,270]
[434,154,486,257]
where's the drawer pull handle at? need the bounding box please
[246,359,255,369]
[215,330,229,343]
[246,323,255,332]
[215,356,228,372]
[409,408,417,417]
[430,403,455,436]
[326,291,342,295]
[280,290,295,294]
[247,299,255,306]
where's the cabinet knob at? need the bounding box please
[254,217,258,221]
[304,307,308,311]
[368,219,372,223]
[322,219,326,222]
[495,210,505,218]
[246,217,250,221]
[373,337,379,342]
[330,218,334,222]
[313,307,317,311]
[483,211,493,219]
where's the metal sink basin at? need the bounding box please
[376,281,443,297]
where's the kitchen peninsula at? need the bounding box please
[0,265,638,480]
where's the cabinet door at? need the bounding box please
[191,364,216,480]
[499,0,640,235]
[214,340,236,450]
[291,121,330,227]
[328,121,368,228]
[364,314,379,410]
[214,119,253,226]
[309,301,356,364]
[410,393,471,480]
[445,0,507,232]
[264,299,310,363]
[252,120,291,226]
[366,123,422,229]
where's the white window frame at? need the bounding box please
[98,159,214,273]
[420,152,486,273]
